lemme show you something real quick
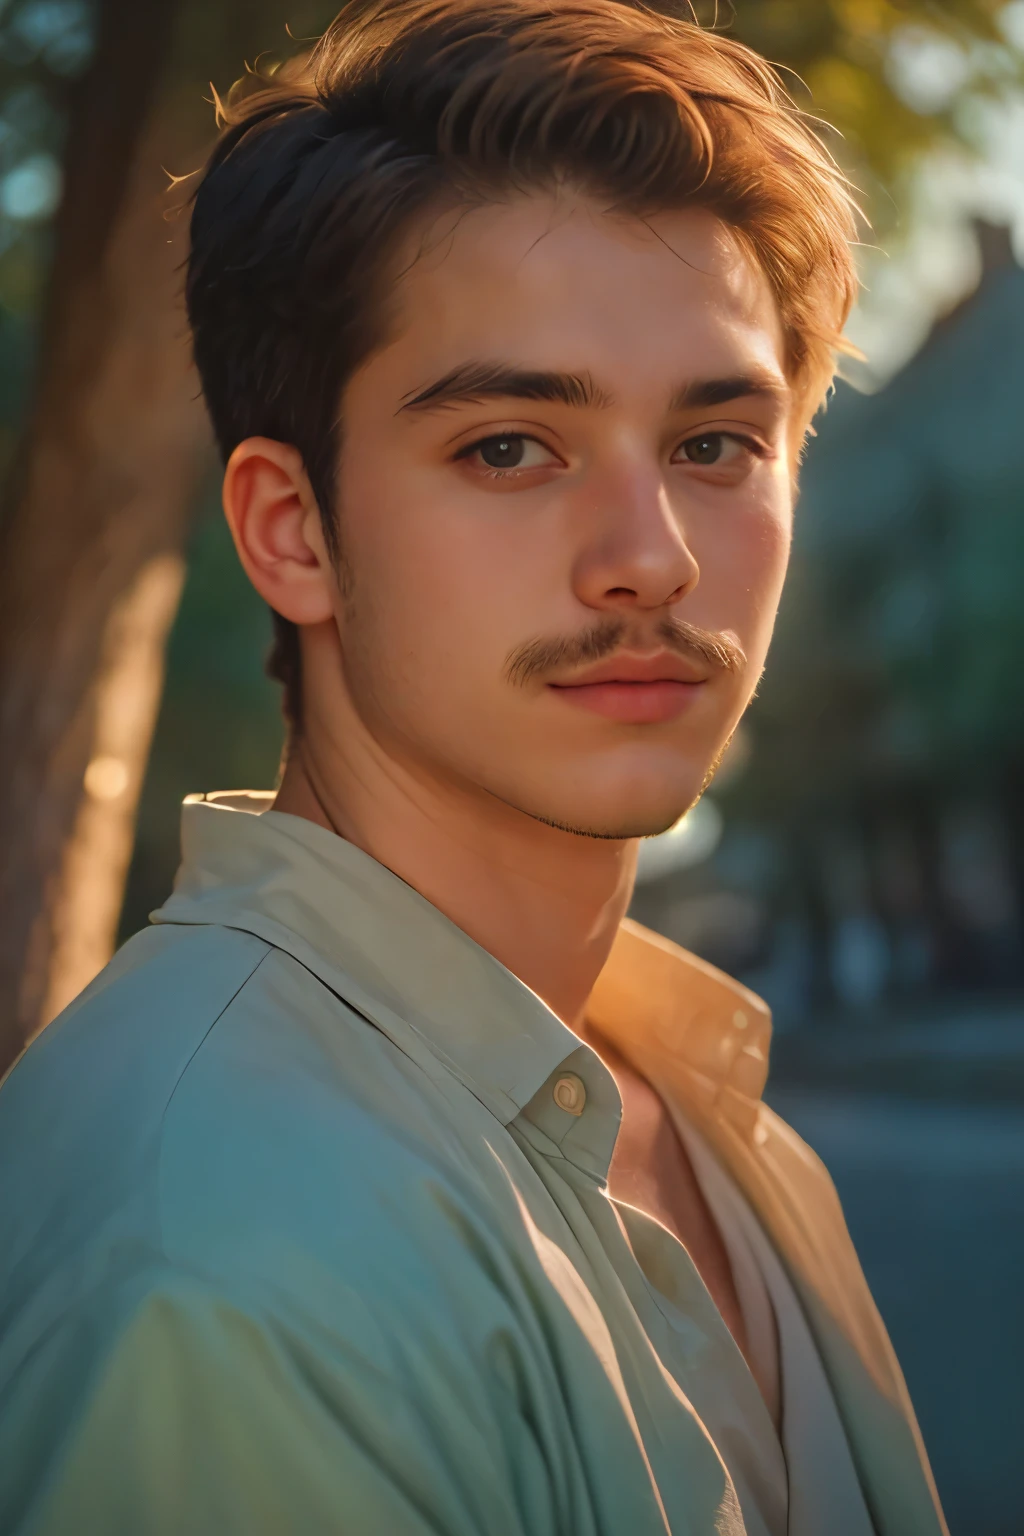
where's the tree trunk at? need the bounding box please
[0,0,332,1073]
[0,0,214,1070]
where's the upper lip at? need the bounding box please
[550,651,710,688]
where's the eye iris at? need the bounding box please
[686,434,722,464]
[479,436,524,469]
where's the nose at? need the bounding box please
[571,463,699,615]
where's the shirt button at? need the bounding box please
[553,1073,586,1116]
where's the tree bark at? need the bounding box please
[0,0,212,1069]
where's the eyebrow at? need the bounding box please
[398,362,612,413]
[668,372,791,413]
[397,360,789,416]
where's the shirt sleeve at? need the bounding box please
[7,1265,552,1536]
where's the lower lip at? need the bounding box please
[548,680,703,724]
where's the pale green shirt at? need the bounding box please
[0,795,912,1534]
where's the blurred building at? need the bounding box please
[634,222,1024,1025]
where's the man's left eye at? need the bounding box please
[462,434,558,473]
[673,433,748,467]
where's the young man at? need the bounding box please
[0,2,946,1532]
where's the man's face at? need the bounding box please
[332,194,795,838]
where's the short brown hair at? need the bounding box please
[187,0,859,729]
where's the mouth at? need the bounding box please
[547,652,709,725]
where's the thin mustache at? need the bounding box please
[505,618,746,688]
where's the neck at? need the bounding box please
[273,640,637,1029]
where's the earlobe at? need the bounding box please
[222,437,336,626]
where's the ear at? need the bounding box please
[222,438,336,625]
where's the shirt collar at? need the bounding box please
[154,793,587,1131]
[153,792,770,1174]
[588,920,772,1144]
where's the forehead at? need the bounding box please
[371,192,786,397]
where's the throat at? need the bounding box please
[275,727,637,1030]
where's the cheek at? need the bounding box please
[747,501,792,602]
[335,460,556,706]
[739,512,791,649]
[741,460,792,554]
[690,486,791,649]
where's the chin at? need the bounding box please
[532,807,688,841]
[481,741,714,842]
[518,772,701,843]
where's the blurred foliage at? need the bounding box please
[0,0,95,480]
[723,1,1021,202]
[0,0,337,479]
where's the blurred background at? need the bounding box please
[0,1,1021,1530]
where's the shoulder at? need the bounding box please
[0,921,515,1358]
[0,922,274,1171]
[744,1099,862,1299]
[754,1100,842,1199]
[1,921,273,1127]
[0,922,274,1211]
[0,925,268,1335]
